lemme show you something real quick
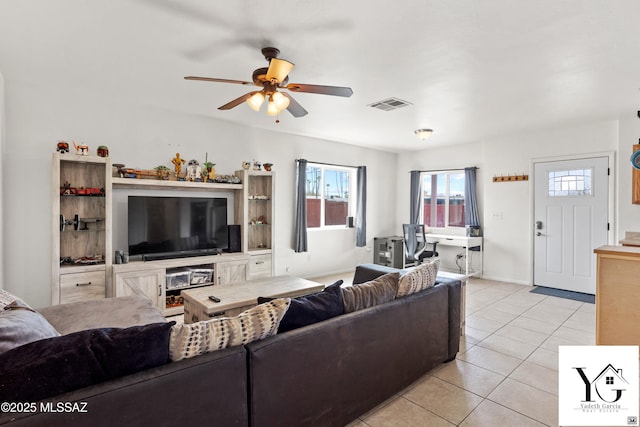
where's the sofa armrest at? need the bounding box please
[38,296,166,335]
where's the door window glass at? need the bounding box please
[548,169,592,197]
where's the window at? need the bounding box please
[548,169,592,197]
[421,171,466,228]
[306,163,356,229]
[606,376,614,385]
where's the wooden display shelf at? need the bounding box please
[633,144,640,204]
[112,177,242,191]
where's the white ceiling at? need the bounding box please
[1,0,640,152]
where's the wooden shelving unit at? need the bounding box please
[235,169,275,280]
[51,157,276,315]
[51,153,112,304]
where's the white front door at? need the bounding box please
[533,157,609,294]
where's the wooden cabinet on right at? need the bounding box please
[235,169,275,277]
[594,245,640,345]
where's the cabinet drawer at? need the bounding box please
[60,271,105,304]
[248,254,272,279]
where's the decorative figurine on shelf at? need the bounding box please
[97,145,109,157]
[242,161,251,170]
[171,153,186,178]
[263,163,273,171]
[202,162,216,182]
[253,160,262,171]
[155,165,171,180]
[56,141,69,153]
[73,141,89,156]
[186,159,200,181]
[202,152,216,182]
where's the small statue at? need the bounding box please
[253,160,262,171]
[72,141,89,156]
[202,162,216,182]
[263,163,273,171]
[242,161,251,170]
[202,153,215,182]
[56,141,69,153]
[186,159,200,181]
[97,145,109,157]
[171,153,186,177]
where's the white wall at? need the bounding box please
[0,72,4,290]
[396,120,619,285]
[3,79,396,308]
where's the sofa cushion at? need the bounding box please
[38,295,167,335]
[258,280,345,333]
[0,297,60,355]
[342,272,399,313]
[397,258,440,297]
[169,298,290,362]
[0,321,174,403]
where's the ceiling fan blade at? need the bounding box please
[218,92,258,110]
[283,93,308,117]
[266,58,295,83]
[285,83,353,97]
[185,76,254,86]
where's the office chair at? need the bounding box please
[402,223,439,267]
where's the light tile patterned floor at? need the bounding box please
[315,274,596,427]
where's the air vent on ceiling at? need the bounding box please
[367,97,413,111]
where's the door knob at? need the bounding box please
[536,232,544,236]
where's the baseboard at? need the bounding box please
[474,274,531,286]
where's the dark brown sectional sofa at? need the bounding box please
[0,264,461,427]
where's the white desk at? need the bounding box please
[426,234,483,277]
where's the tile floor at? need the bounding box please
[314,273,596,427]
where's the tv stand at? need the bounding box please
[113,253,249,316]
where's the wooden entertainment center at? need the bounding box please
[51,153,275,315]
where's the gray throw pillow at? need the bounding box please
[0,300,60,354]
[342,272,399,313]
[397,258,440,297]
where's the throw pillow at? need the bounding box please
[342,272,399,313]
[0,289,17,309]
[169,298,290,362]
[258,280,344,333]
[0,321,174,403]
[0,300,60,354]
[397,258,440,297]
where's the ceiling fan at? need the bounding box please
[184,47,353,118]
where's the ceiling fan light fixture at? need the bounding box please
[415,129,434,140]
[246,92,265,111]
[266,98,279,116]
[271,91,290,111]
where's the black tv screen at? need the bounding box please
[128,196,228,260]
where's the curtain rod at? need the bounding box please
[296,159,360,169]
[410,166,479,173]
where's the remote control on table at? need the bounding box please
[208,295,221,303]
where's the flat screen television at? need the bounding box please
[128,196,228,260]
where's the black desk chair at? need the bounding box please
[402,224,439,267]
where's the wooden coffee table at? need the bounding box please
[181,275,325,323]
